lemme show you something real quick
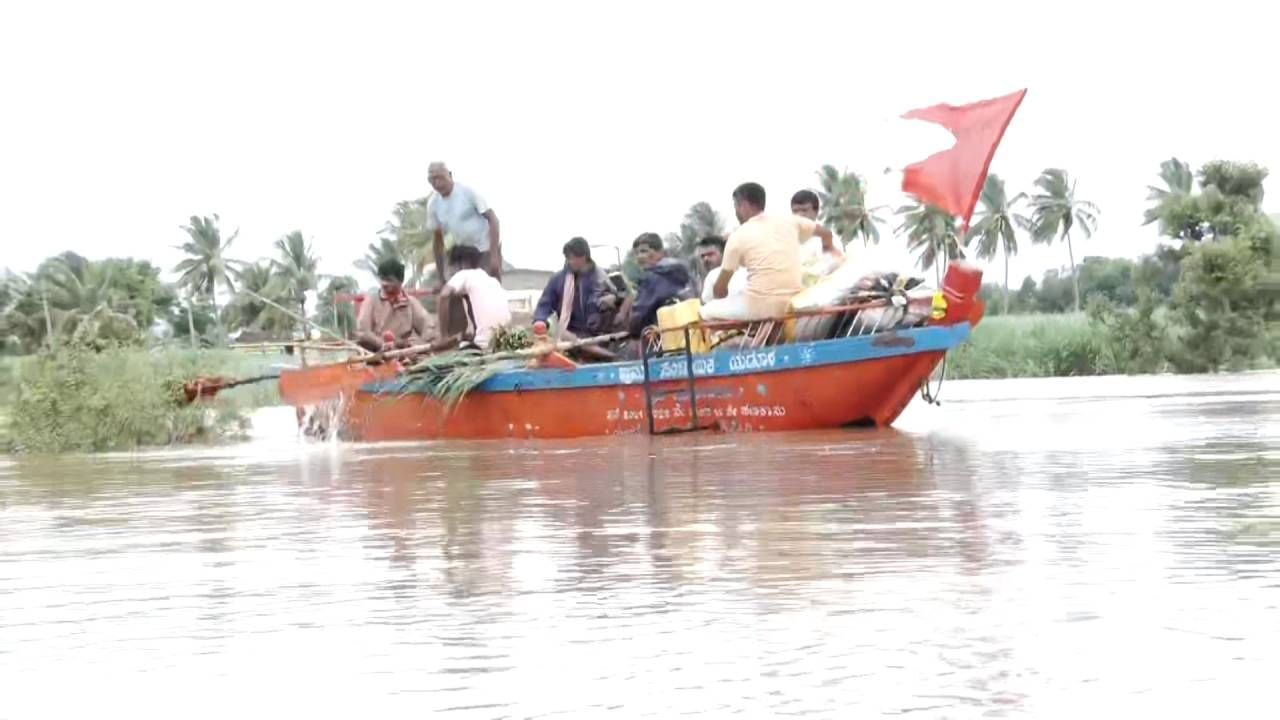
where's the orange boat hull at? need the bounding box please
[341,347,947,441]
[314,262,987,442]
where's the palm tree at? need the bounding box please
[380,196,433,285]
[227,261,292,334]
[354,237,403,282]
[1142,157,1193,235]
[31,254,142,344]
[1026,169,1100,312]
[667,201,727,288]
[0,272,44,352]
[897,202,962,285]
[270,230,320,339]
[318,275,360,339]
[817,165,885,246]
[174,214,242,334]
[965,174,1026,314]
[39,253,113,316]
[677,202,726,251]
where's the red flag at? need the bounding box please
[900,89,1027,231]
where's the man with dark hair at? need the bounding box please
[791,188,834,266]
[624,232,693,338]
[703,182,838,321]
[790,190,820,220]
[438,244,511,349]
[355,257,433,352]
[696,235,746,303]
[533,237,622,341]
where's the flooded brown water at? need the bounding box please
[2,372,1277,718]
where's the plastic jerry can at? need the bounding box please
[657,298,709,354]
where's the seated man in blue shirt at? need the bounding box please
[534,237,623,344]
[624,232,694,339]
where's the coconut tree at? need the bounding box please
[1142,157,1193,235]
[318,275,360,339]
[0,272,47,352]
[174,214,242,335]
[1026,168,1099,312]
[270,230,320,339]
[663,201,727,288]
[29,254,145,345]
[39,253,113,316]
[965,174,1027,314]
[380,196,433,286]
[677,202,726,251]
[817,165,885,246]
[226,260,292,334]
[897,202,962,285]
[354,237,404,282]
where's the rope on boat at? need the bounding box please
[920,356,946,406]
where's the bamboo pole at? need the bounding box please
[239,287,368,356]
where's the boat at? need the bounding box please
[319,262,985,442]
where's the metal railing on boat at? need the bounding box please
[635,296,928,435]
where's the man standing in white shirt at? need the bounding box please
[437,245,511,350]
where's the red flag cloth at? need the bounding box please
[900,89,1027,230]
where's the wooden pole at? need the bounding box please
[240,287,367,355]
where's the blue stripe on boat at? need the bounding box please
[367,322,971,395]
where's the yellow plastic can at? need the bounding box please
[657,298,710,354]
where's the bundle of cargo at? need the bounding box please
[787,257,933,342]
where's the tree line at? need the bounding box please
[1,160,1275,371]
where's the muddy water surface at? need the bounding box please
[1,372,1277,718]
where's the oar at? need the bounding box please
[268,329,628,407]
[403,330,631,374]
[181,335,465,407]
[180,373,282,404]
[277,334,464,406]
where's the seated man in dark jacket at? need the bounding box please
[534,237,623,341]
[625,232,694,338]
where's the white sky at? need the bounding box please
[2,0,1276,288]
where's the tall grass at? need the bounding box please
[947,313,1108,379]
[3,347,283,454]
[0,355,24,446]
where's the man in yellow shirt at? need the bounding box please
[702,182,838,321]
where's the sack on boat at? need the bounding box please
[788,269,932,341]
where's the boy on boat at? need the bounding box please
[355,258,434,352]
[701,182,839,322]
[438,244,511,350]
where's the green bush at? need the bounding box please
[947,313,1107,379]
[1167,236,1275,372]
[6,346,280,454]
[1086,291,1171,375]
